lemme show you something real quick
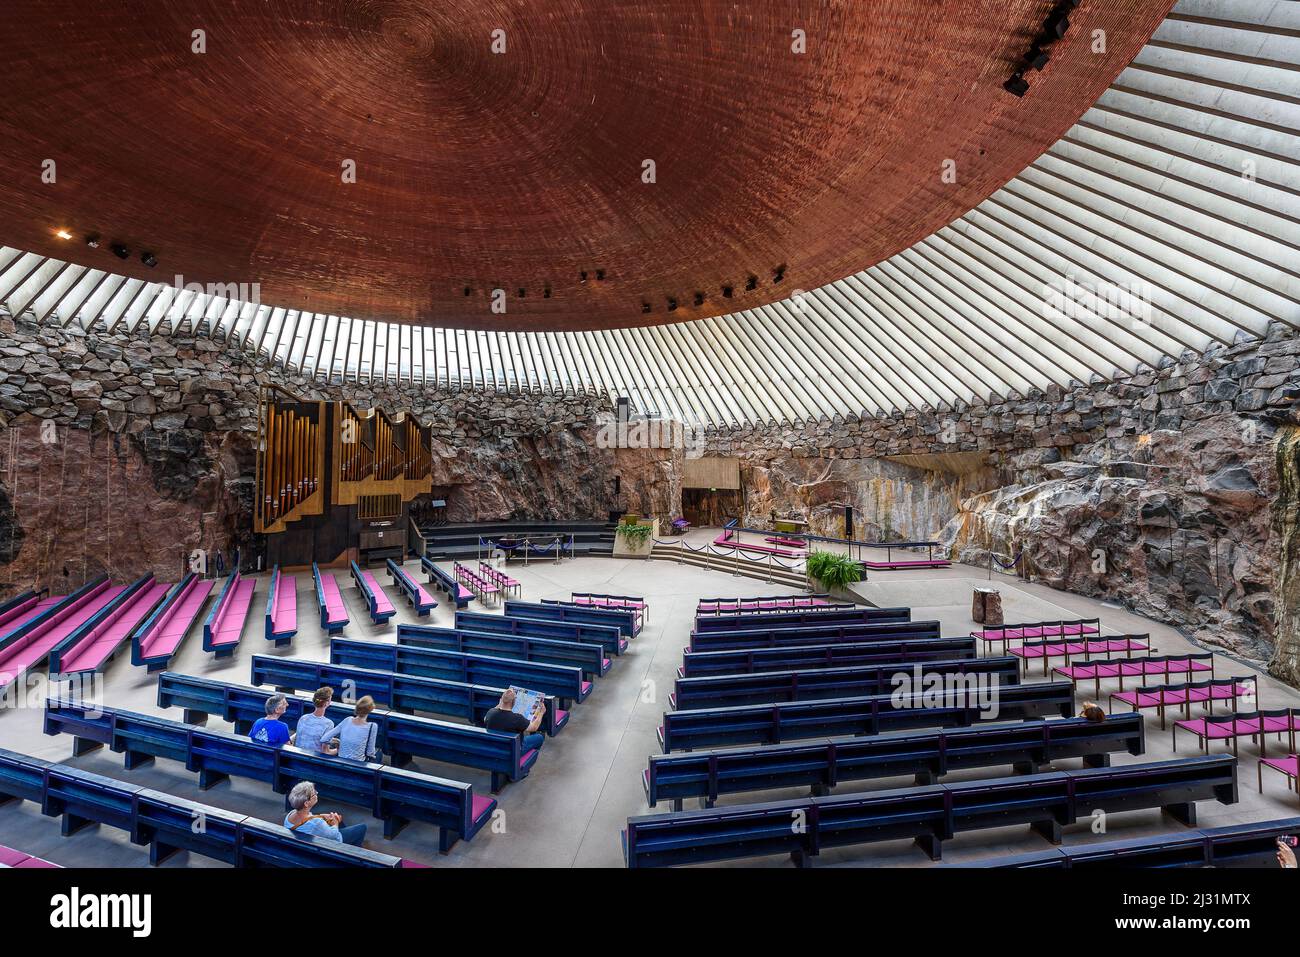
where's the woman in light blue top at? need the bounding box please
[283,781,366,846]
[294,686,339,755]
[328,695,380,762]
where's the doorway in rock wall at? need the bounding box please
[683,488,743,527]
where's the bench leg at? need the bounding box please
[385,815,410,841]
[1082,753,1111,768]
[697,797,715,810]
[436,826,460,853]
[274,685,294,694]
[790,848,815,868]
[61,812,95,837]
[149,841,180,866]
[914,834,943,861]
[491,771,506,794]
[1164,801,1197,828]
[214,647,234,660]
[71,736,103,757]
[198,768,229,790]
[912,771,936,787]
[122,749,155,771]
[810,783,832,797]
[146,661,167,674]
[1011,760,1043,775]
[182,709,209,725]
[1031,818,1063,845]
[672,798,683,812]
[389,751,414,769]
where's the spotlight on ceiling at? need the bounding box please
[745,275,758,291]
[773,264,787,284]
[543,286,551,299]
[55,228,73,240]
[1003,72,1029,97]
[1025,46,1050,71]
[1045,5,1070,38]
[579,271,588,283]
[595,269,605,281]
[85,234,100,248]
[693,291,705,306]
[110,243,130,260]
[641,301,652,314]
[141,251,158,268]
[463,286,472,296]
[667,297,678,312]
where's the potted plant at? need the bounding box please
[805,549,863,601]
[614,518,658,558]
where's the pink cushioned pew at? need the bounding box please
[1111,676,1256,730]
[132,573,215,671]
[972,618,1101,655]
[697,595,832,616]
[1010,633,1151,676]
[264,565,299,646]
[571,592,648,626]
[1054,653,1214,698]
[0,844,60,868]
[0,576,123,691]
[1175,707,1300,758]
[203,569,257,659]
[350,560,396,625]
[52,575,171,675]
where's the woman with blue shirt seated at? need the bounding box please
[294,687,340,755]
[284,781,366,846]
[328,695,380,762]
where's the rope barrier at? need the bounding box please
[990,551,1024,570]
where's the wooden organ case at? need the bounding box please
[254,388,434,568]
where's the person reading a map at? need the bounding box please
[484,687,546,755]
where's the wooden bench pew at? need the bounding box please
[0,746,413,867]
[420,555,475,609]
[350,560,396,625]
[131,573,215,672]
[623,755,1238,867]
[263,565,298,646]
[203,569,256,659]
[43,700,496,850]
[313,563,349,634]
[398,623,609,680]
[670,655,1021,710]
[688,619,942,653]
[457,609,625,656]
[241,657,572,735]
[645,712,1146,809]
[386,559,438,616]
[658,681,1076,752]
[973,617,1101,655]
[679,636,976,678]
[0,576,122,690]
[331,636,590,706]
[49,574,170,676]
[694,605,911,633]
[512,598,640,639]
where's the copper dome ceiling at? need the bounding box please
[0,0,1174,332]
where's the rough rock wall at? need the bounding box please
[1272,427,1300,682]
[0,314,680,595]
[705,327,1300,663]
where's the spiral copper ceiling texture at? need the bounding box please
[0,0,1175,333]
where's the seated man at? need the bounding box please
[483,688,545,755]
[249,694,291,746]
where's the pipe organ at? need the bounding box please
[254,391,434,565]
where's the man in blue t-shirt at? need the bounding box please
[249,694,291,747]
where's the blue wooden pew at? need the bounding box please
[966,816,1300,869]
[509,599,639,639]
[693,605,911,633]
[623,755,1239,867]
[42,700,497,850]
[645,713,1145,809]
[670,655,1021,709]
[658,681,1076,752]
[420,554,475,609]
[151,674,539,791]
[263,565,298,646]
[350,560,396,625]
[313,563,349,635]
[398,623,610,679]
[680,636,976,677]
[242,657,573,735]
[0,746,410,867]
[331,636,591,705]
[688,619,941,652]
[386,559,438,616]
[457,610,626,656]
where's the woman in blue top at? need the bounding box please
[284,781,366,846]
[328,696,380,762]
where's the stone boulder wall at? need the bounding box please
[937,416,1280,659]
[1271,427,1300,683]
[738,453,1007,541]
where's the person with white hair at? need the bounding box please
[283,781,366,846]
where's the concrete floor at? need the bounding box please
[1,543,1297,868]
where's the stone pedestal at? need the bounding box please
[972,587,1003,626]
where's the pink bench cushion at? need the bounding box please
[471,793,496,822]
[0,585,124,682]
[319,573,347,623]
[0,846,30,866]
[143,577,216,657]
[213,578,257,647]
[359,570,395,615]
[273,575,298,631]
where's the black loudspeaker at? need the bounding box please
[844,505,854,540]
